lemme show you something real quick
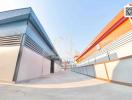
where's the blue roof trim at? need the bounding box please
[0,7,59,57]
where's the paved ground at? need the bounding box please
[0,71,132,100]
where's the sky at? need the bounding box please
[0,0,131,60]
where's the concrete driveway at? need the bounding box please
[0,71,132,100]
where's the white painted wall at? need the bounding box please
[106,58,132,84]
[75,57,132,84]
[42,57,51,76]
[94,64,108,79]
[54,63,62,72]
[0,46,20,82]
[17,47,43,82]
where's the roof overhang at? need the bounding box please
[0,7,60,58]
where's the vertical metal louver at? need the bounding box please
[0,35,21,46]
[24,35,43,55]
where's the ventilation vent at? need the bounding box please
[85,31,132,62]
[42,49,49,57]
[0,35,21,46]
[104,31,132,51]
[24,35,43,55]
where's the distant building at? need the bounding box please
[0,7,62,83]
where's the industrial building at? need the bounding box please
[0,7,62,83]
[72,5,132,86]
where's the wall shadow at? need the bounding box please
[111,57,132,85]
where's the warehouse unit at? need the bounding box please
[0,7,62,83]
[73,4,132,85]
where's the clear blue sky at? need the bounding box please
[0,0,131,60]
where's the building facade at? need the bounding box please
[0,8,62,83]
[72,5,132,86]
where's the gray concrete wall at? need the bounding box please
[71,65,96,77]
[72,56,132,84]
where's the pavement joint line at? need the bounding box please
[0,79,108,89]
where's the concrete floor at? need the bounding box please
[0,71,132,100]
